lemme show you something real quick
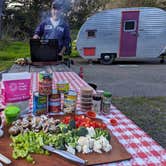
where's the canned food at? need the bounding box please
[49,89,61,113]
[64,90,77,101]
[39,72,52,95]
[33,92,47,115]
[57,81,69,93]
[63,99,76,114]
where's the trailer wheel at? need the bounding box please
[100,54,115,65]
[160,54,165,64]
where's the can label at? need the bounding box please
[49,101,61,112]
[64,90,77,101]
[39,72,52,95]
[57,81,69,93]
[33,92,47,115]
[49,89,61,113]
[63,99,76,114]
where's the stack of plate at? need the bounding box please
[80,87,93,111]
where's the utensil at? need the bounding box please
[43,145,87,165]
[0,153,11,165]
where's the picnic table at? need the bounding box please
[0,71,166,166]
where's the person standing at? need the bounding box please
[33,1,71,58]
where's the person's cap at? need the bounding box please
[52,1,63,10]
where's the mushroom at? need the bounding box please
[22,119,30,129]
[12,119,22,126]
[8,126,20,136]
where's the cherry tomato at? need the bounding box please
[86,111,96,119]
[110,118,118,126]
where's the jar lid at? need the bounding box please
[4,106,20,117]
[81,87,93,95]
[103,91,112,97]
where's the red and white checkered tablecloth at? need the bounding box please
[0,72,166,166]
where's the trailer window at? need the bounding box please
[124,20,136,31]
[87,30,96,38]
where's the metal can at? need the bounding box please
[56,81,69,93]
[63,99,76,114]
[39,72,52,95]
[33,92,47,115]
[63,90,77,114]
[49,89,61,113]
[64,90,77,101]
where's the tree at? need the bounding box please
[0,0,4,39]
[3,0,52,38]
[69,0,110,29]
[156,0,166,9]
[106,0,156,8]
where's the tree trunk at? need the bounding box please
[0,0,4,39]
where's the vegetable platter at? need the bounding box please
[0,114,131,166]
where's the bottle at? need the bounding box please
[102,92,112,114]
[96,90,104,113]
[92,94,102,114]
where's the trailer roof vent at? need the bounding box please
[86,30,96,38]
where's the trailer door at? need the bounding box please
[119,11,139,57]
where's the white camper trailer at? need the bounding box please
[76,7,166,64]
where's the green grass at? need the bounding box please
[112,97,166,148]
[0,40,30,61]
[0,40,30,71]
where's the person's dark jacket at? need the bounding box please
[34,18,71,52]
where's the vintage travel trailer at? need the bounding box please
[76,7,166,64]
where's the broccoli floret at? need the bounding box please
[68,119,76,130]
[76,127,88,136]
[58,123,69,133]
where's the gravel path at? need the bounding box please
[71,57,166,97]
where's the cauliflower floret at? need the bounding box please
[87,127,96,137]
[103,144,112,152]
[66,145,76,155]
[76,145,82,153]
[78,137,89,147]
[93,140,102,153]
[89,138,94,149]
[100,136,112,152]
[82,145,91,154]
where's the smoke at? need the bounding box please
[40,0,72,22]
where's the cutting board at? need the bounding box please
[0,115,132,166]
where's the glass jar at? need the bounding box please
[102,92,112,114]
[92,94,102,114]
